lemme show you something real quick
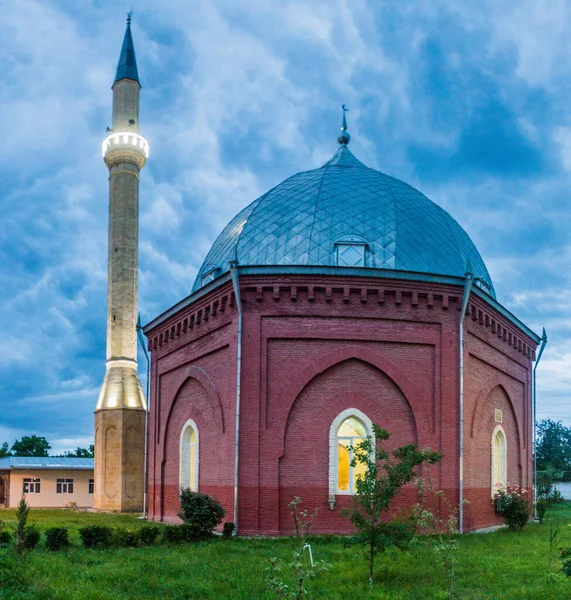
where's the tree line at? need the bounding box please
[537,418,571,480]
[0,435,94,459]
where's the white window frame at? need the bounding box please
[491,424,507,497]
[179,418,199,491]
[329,408,373,498]
[22,477,41,494]
[336,243,367,267]
[201,267,219,287]
[56,478,74,494]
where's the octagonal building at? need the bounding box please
[144,120,540,534]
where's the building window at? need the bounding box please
[56,479,74,494]
[491,425,507,497]
[329,409,373,498]
[180,419,199,491]
[475,276,492,293]
[337,244,366,267]
[334,236,369,267]
[200,267,219,287]
[88,479,94,494]
[23,478,41,494]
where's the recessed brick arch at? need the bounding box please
[163,365,225,444]
[470,378,522,451]
[159,368,227,519]
[274,345,420,457]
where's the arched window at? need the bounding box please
[180,419,199,491]
[491,425,507,496]
[329,409,373,498]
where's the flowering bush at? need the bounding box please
[494,485,530,531]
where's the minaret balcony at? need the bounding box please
[102,131,149,169]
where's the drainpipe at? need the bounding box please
[136,315,150,520]
[533,327,548,519]
[229,258,242,533]
[458,264,474,534]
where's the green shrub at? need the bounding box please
[163,525,184,543]
[139,526,161,545]
[0,531,11,546]
[23,525,41,550]
[536,499,549,523]
[550,489,565,504]
[180,523,202,542]
[45,527,69,551]
[0,550,28,594]
[223,522,235,539]
[494,485,530,531]
[78,525,112,548]
[561,547,571,576]
[178,489,225,538]
[114,528,139,547]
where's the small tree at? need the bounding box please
[343,424,441,585]
[266,497,329,600]
[14,497,30,557]
[414,465,465,599]
[0,442,11,458]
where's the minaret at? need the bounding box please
[94,14,149,512]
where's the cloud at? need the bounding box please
[0,0,570,448]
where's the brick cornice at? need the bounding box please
[145,274,536,361]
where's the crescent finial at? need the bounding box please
[338,105,350,145]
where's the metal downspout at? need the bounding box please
[533,328,548,519]
[230,259,242,533]
[137,315,150,519]
[459,266,474,534]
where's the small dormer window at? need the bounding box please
[200,266,219,287]
[475,276,492,293]
[335,236,369,267]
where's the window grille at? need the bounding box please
[56,479,74,494]
[22,478,41,494]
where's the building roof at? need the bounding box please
[0,457,94,471]
[114,15,139,84]
[192,144,495,297]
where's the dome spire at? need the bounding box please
[338,105,350,145]
[114,11,140,84]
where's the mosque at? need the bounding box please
[95,18,543,535]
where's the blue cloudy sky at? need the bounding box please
[1,0,570,453]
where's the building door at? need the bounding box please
[0,477,5,506]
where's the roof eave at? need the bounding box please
[143,265,541,343]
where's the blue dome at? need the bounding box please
[193,145,494,297]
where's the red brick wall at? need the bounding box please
[145,274,536,534]
[463,311,533,530]
[278,358,416,534]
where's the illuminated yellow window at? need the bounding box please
[337,417,367,493]
[491,426,507,496]
[180,420,199,491]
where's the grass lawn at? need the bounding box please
[1,505,571,599]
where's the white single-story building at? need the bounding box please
[0,457,94,508]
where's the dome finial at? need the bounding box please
[338,105,350,145]
[127,9,132,25]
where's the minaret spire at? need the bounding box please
[94,17,149,513]
[338,104,351,145]
[115,12,139,84]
